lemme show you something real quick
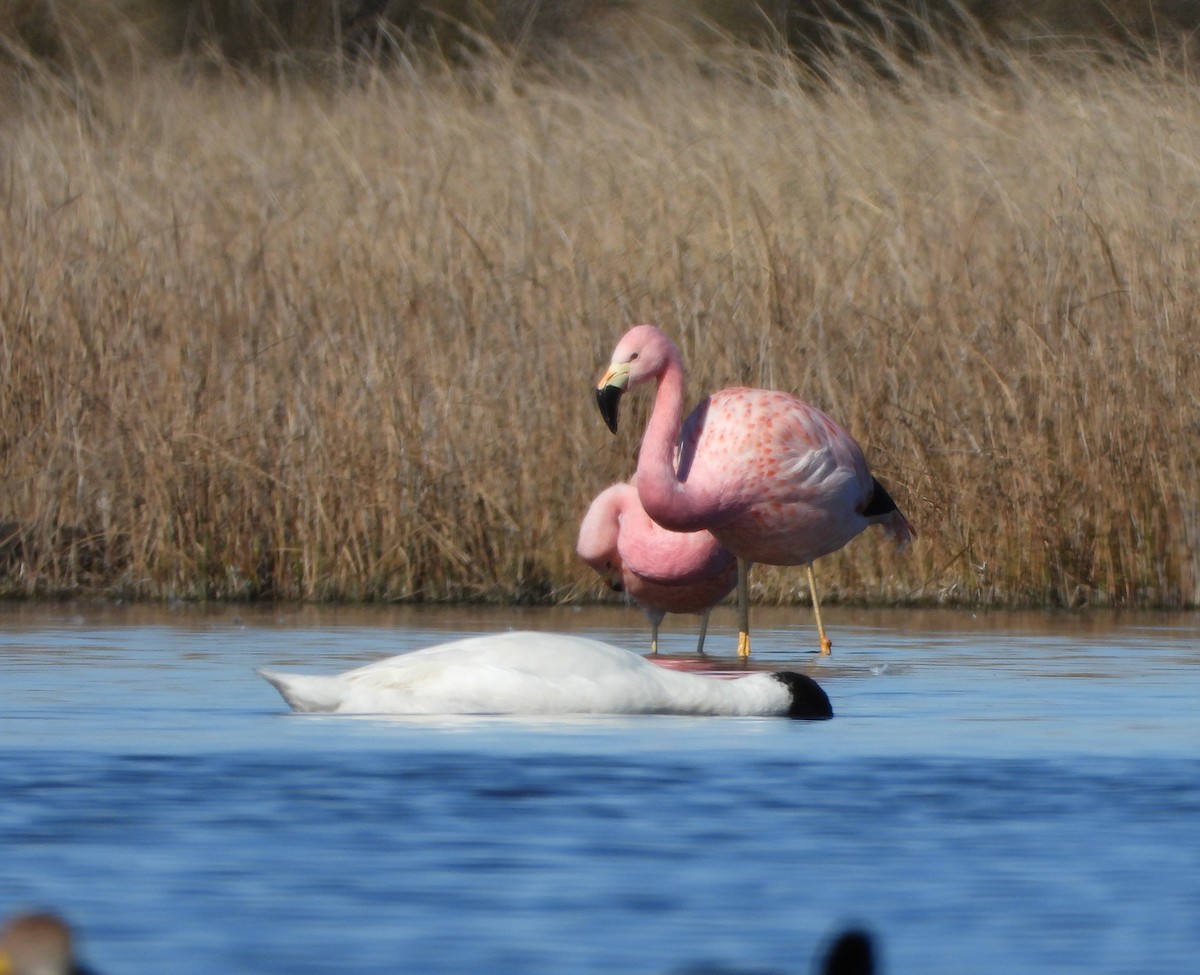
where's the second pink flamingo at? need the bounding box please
[577,481,737,654]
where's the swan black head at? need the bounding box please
[772,672,833,720]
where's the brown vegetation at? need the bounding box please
[0,3,1197,607]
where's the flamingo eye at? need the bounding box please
[629,352,639,361]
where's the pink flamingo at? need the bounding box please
[595,324,914,657]
[577,481,737,654]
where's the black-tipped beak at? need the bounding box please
[596,384,623,434]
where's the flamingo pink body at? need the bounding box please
[577,481,737,640]
[597,324,914,566]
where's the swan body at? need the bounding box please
[259,631,831,719]
[577,481,737,652]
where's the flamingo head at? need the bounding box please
[595,324,677,434]
[579,549,625,593]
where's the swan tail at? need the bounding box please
[258,669,345,713]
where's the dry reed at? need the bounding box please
[0,21,1198,607]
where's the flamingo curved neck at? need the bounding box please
[636,352,716,533]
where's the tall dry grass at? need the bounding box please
[0,27,1197,607]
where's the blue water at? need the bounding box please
[1,604,1198,973]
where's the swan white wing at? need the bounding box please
[341,631,642,684]
[337,633,680,714]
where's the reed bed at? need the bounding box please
[1,21,1197,607]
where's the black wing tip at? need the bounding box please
[861,477,899,519]
[772,672,834,720]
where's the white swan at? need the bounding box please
[259,631,832,719]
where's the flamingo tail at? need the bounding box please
[863,477,916,549]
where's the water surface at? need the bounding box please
[2,604,1197,973]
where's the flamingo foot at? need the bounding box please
[819,635,832,656]
[737,631,751,658]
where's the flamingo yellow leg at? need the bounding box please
[807,562,832,655]
[736,558,751,658]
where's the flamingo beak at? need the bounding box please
[595,364,629,434]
